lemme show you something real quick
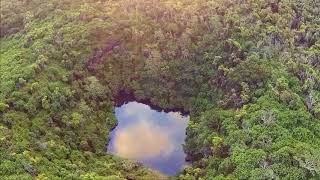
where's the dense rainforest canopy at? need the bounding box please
[0,0,319,179]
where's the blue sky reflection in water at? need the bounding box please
[107,102,189,175]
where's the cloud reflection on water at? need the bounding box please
[113,120,172,159]
[107,102,189,175]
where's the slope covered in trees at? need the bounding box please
[0,0,319,179]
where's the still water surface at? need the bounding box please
[107,101,189,175]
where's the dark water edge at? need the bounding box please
[112,89,189,116]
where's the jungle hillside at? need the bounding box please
[0,0,320,179]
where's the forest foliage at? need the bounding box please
[0,0,319,179]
